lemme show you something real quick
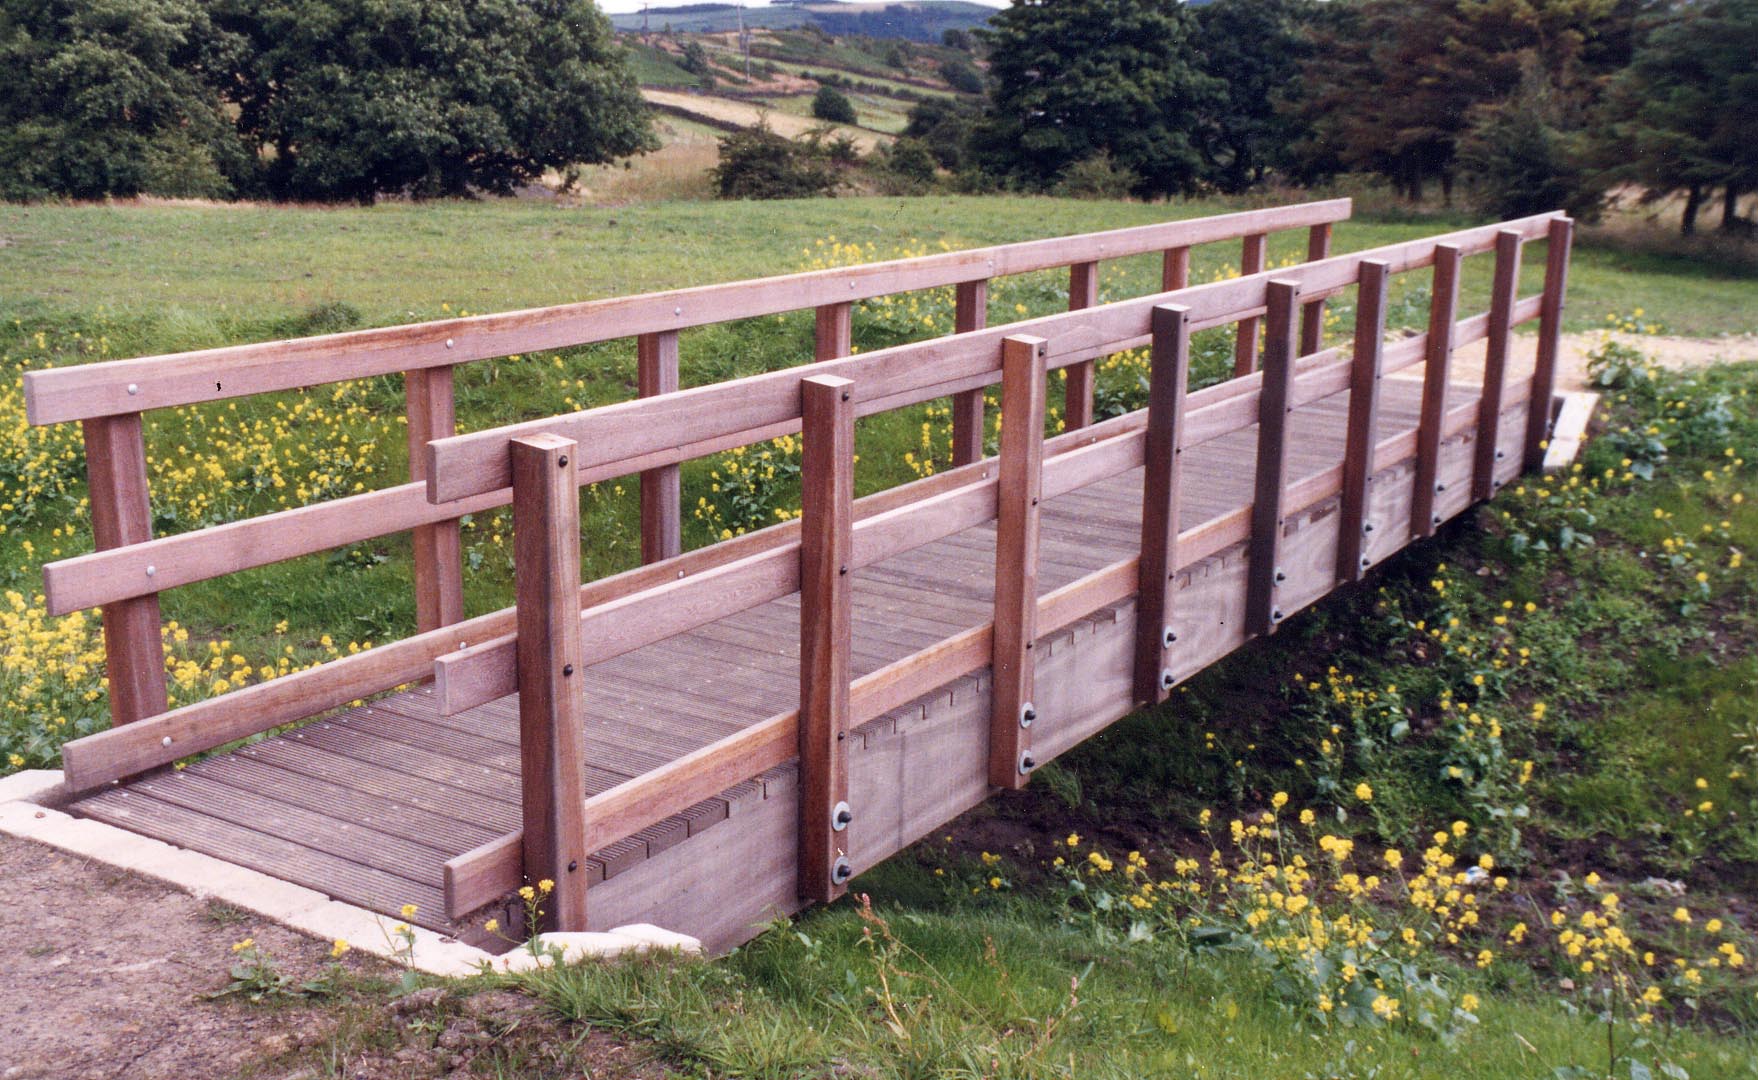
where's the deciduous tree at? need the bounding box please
[212,0,657,203]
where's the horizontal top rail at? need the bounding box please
[21,200,1350,426]
[425,211,1564,504]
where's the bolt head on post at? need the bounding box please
[1162,626,1177,647]
[1159,669,1175,692]
[832,800,853,832]
[1019,703,1036,728]
[1018,751,1037,775]
[831,856,853,886]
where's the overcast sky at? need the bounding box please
[595,1,1010,13]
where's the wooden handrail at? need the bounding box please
[22,200,1351,426]
[53,254,1553,793]
[423,212,1563,505]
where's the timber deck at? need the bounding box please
[70,371,1516,947]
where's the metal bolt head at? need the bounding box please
[444,339,454,349]
[1272,608,1285,622]
[1273,568,1286,583]
[1432,513,1443,526]
[1018,751,1037,775]
[832,800,852,832]
[557,454,568,467]
[674,306,682,316]
[1360,556,1371,569]
[1363,522,1375,533]
[1436,482,1447,493]
[127,383,140,396]
[831,856,853,885]
[1159,669,1175,691]
[1162,626,1176,648]
[1495,449,1506,461]
[161,736,172,747]
[562,664,574,677]
[145,565,156,577]
[1019,703,1036,728]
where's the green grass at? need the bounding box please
[3,197,1751,335]
[507,902,1758,1079]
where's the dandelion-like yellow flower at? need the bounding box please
[1354,782,1373,802]
[400,903,418,919]
[331,939,350,959]
[232,937,255,953]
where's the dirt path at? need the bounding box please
[0,835,349,1080]
[1448,331,1758,392]
[0,835,665,1080]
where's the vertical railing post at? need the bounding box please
[1162,246,1191,292]
[510,433,590,932]
[1411,244,1465,539]
[951,279,989,466]
[798,374,855,902]
[1245,280,1301,638]
[1064,262,1098,430]
[814,301,853,363]
[990,335,1047,790]
[1523,217,1574,470]
[1134,304,1192,705]
[406,367,465,631]
[1473,230,1525,501]
[1336,260,1391,584]
[83,413,168,726]
[1299,223,1333,355]
[637,331,682,563]
[1232,232,1269,377]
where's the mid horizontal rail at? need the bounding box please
[22,200,1350,426]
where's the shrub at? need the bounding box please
[882,138,938,185]
[1052,153,1141,200]
[939,60,984,95]
[711,121,837,200]
[0,0,247,200]
[213,0,658,202]
[812,86,858,125]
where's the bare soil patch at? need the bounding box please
[0,835,665,1080]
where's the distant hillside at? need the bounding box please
[611,2,996,42]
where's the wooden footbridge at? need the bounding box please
[24,201,1575,953]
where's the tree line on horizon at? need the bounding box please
[949,0,1755,233]
[2,0,1753,234]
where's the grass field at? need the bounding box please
[2,194,1755,1076]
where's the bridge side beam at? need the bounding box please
[798,375,855,902]
[1245,280,1302,638]
[1473,230,1525,501]
[1064,262,1099,430]
[990,335,1047,790]
[950,279,989,466]
[1412,244,1465,538]
[511,432,591,932]
[1337,260,1391,584]
[1232,232,1269,376]
[1134,304,1192,706]
[1524,217,1575,469]
[638,330,683,563]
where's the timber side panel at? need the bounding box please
[68,378,1529,950]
